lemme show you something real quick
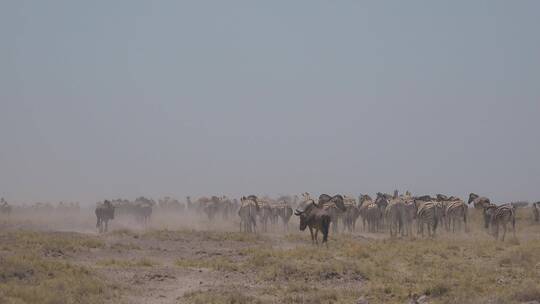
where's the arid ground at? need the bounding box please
[1,209,539,304]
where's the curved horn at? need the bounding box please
[294,209,302,216]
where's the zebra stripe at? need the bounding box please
[417,202,441,237]
[445,200,467,233]
[491,204,516,241]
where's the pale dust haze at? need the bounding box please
[1,1,539,204]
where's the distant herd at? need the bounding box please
[90,192,540,243]
[1,193,539,244]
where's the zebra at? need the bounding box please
[490,204,516,241]
[0,198,12,216]
[342,196,360,233]
[365,202,382,233]
[358,195,373,231]
[402,198,417,237]
[468,193,491,209]
[385,198,405,237]
[275,202,293,232]
[434,201,449,231]
[374,193,390,230]
[533,202,539,222]
[318,194,347,234]
[445,200,468,233]
[95,200,115,233]
[256,199,273,233]
[239,196,259,233]
[416,201,442,237]
[482,203,498,230]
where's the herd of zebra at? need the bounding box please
[3,192,540,242]
[237,192,540,244]
[0,198,80,215]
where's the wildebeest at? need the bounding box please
[294,202,331,245]
[95,200,115,233]
[239,196,259,233]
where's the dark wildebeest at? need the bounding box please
[95,200,115,233]
[239,196,259,233]
[294,202,331,245]
[294,194,346,245]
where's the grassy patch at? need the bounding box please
[0,254,116,304]
[143,229,267,243]
[97,258,158,268]
[330,237,540,304]
[0,230,115,304]
[0,230,104,256]
[195,230,540,304]
[109,242,141,251]
[183,289,265,304]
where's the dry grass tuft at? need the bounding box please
[97,258,158,268]
[183,289,264,304]
[0,230,116,304]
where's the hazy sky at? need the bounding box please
[1,1,539,204]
